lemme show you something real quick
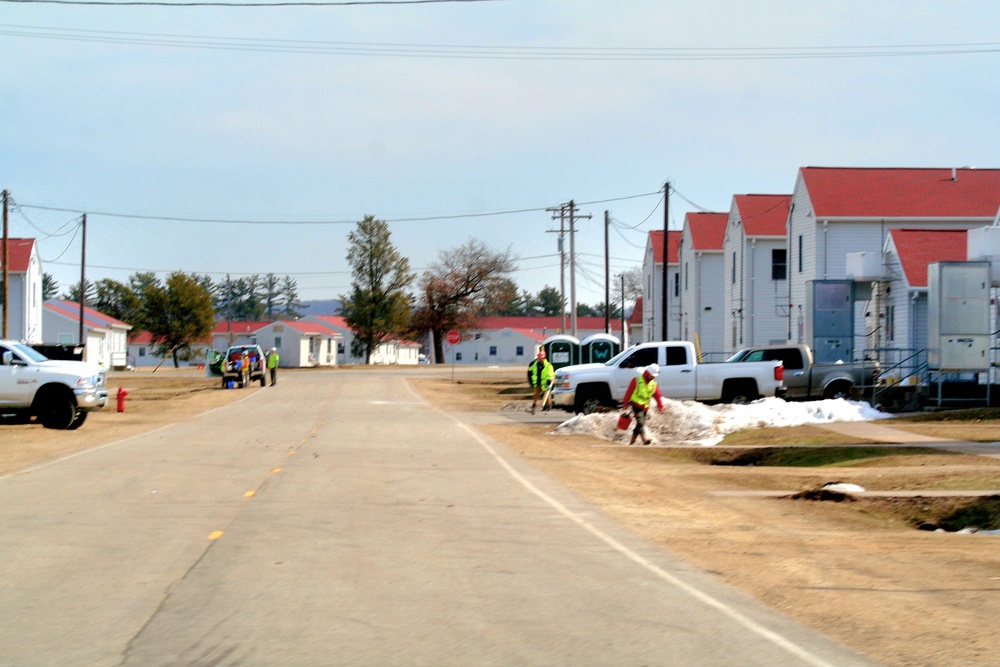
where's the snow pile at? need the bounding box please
[553,397,893,447]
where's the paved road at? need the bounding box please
[0,370,878,666]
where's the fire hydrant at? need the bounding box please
[117,387,128,413]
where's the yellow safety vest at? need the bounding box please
[632,375,657,408]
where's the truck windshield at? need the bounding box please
[11,343,50,363]
[726,350,750,362]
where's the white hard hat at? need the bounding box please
[645,363,660,378]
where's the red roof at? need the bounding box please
[649,230,683,264]
[44,299,130,330]
[2,239,35,273]
[686,212,728,251]
[475,316,622,335]
[277,320,340,335]
[801,167,1000,219]
[311,315,349,329]
[629,297,643,325]
[212,320,272,335]
[733,194,791,236]
[889,229,969,288]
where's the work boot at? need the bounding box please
[642,438,652,446]
[629,433,638,445]
[529,404,536,415]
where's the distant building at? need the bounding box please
[1,238,43,343]
[641,230,681,342]
[43,299,131,368]
[678,211,728,360]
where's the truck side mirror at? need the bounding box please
[1,351,10,365]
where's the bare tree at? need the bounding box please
[411,239,516,363]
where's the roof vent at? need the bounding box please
[952,167,957,181]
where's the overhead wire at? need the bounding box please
[3,23,1000,61]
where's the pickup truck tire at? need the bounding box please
[823,381,852,400]
[35,387,78,430]
[574,384,613,414]
[67,410,88,430]
[721,380,759,405]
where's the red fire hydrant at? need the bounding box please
[117,387,128,413]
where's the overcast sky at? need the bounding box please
[3,0,1000,307]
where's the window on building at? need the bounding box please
[474,333,481,340]
[274,337,281,348]
[489,346,497,356]
[684,263,689,291]
[516,346,524,356]
[797,235,803,273]
[731,252,737,284]
[772,249,787,280]
[885,304,895,343]
[456,352,462,361]
[138,347,146,357]
[673,272,679,297]
[58,333,74,344]
[338,342,345,354]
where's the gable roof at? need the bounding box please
[44,299,131,331]
[1,239,36,273]
[686,212,728,251]
[649,230,683,264]
[272,319,341,336]
[888,228,969,288]
[733,194,791,236]
[629,297,643,325]
[212,320,272,335]
[801,167,1000,219]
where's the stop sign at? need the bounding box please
[446,330,461,345]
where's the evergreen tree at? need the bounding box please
[280,275,306,319]
[42,273,60,301]
[141,271,216,368]
[340,216,414,363]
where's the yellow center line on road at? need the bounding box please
[244,491,255,497]
[208,531,224,540]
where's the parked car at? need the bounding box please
[551,340,785,413]
[726,343,879,400]
[221,344,267,388]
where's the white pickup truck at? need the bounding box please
[551,341,785,413]
[0,340,108,429]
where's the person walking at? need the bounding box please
[266,347,280,386]
[527,349,555,415]
[622,363,665,445]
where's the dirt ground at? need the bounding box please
[3,368,999,666]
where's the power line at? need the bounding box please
[17,191,662,225]
[4,23,999,61]
[1,0,499,6]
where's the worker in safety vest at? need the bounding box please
[622,363,665,445]
[527,349,555,414]
[266,347,280,386]
[240,351,250,387]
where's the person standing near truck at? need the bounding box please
[266,347,280,386]
[622,363,665,445]
[527,349,555,414]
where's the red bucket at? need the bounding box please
[616,412,632,430]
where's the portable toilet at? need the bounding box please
[581,333,621,364]
[541,335,580,370]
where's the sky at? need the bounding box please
[3,0,1000,308]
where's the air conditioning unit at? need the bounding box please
[845,252,884,282]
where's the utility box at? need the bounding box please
[966,226,1000,286]
[927,261,990,370]
[845,252,885,282]
[806,280,855,364]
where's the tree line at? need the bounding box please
[43,272,306,367]
[41,216,640,366]
[341,215,641,364]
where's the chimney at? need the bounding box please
[952,167,957,181]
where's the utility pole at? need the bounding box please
[79,213,86,344]
[662,181,670,341]
[567,199,591,339]
[604,210,610,334]
[546,204,568,333]
[2,189,8,340]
